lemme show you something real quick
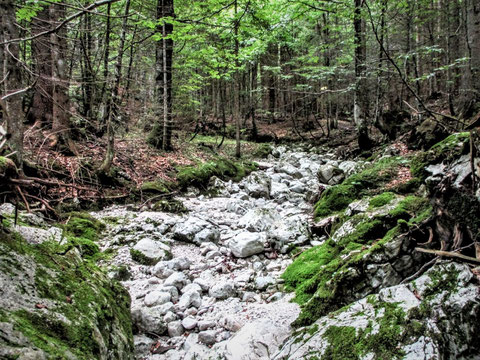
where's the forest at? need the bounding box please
[1,0,480,359]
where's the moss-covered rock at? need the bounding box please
[176,157,257,189]
[60,212,106,242]
[284,194,432,327]
[152,199,188,213]
[0,228,134,359]
[276,262,480,360]
[410,132,470,180]
[314,157,408,219]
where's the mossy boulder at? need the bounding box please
[0,228,134,359]
[284,195,432,327]
[410,132,470,181]
[275,263,480,359]
[176,157,257,189]
[314,156,409,219]
[60,212,106,242]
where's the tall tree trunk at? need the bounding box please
[28,9,53,126]
[1,0,24,169]
[354,0,371,150]
[49,3,75,153]
[162,0,174,151]
[99,0,130,174]
[234,0,241,158]
[150,0,174,150]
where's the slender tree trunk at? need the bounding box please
[162,1,174,151]
[99,0,130,173]
[28,8,53,126]
[354,0,371,150]
[50,3,75,153]
[99,2,111,134]
[1,0,24,169]
[234,0,241,158]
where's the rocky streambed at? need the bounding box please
[2,136,480,360]
[94,145,341,359]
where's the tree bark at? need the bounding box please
[99,0,130,173]
[1,0,24,169]
[354,0,371,150]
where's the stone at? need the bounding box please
[241,172,271,199]
[254,276,275,291]
[152,262,174,279]
[317,164,345,185]
[132,238,170,264]
[198,320,216,331]
[198,330,217,346]
[182,316,198,330]
[229,232,264,258]
[131,305,168,334]
[238,208,280,232]
[178,290,202,310]
[164,272,190,290]
[208,282,235,300]
[194,228,220,244]
[168,321,185,337]
[172,217,210,243]
[166,257,191,271]
[0,203,15,216]
[144,290,171,307]
[14,226,63,245]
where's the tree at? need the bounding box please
[353,0,371,150]
[0,0,24,169]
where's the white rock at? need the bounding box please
[182,316,198,330]
[229,232,264,258]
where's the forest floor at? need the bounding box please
[12,117,361,216]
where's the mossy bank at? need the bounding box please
[0,214,134,359]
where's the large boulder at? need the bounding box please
[238,208,280,232]
[172,217,211,244]
[131,238,171,265]
[229,232,264,258]
[317,164,345,185]
[274,263,480,360]
[241,172,271,199]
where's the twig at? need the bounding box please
[15,185,30,213]
[415,247,480,265]
[24,194,56,214]
[401,257,438,284]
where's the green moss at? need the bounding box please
[314,157,406,219]
[389,196,430,220]
[321,302,407,360]
[252,143,273,158]
[176,157,257,189]
[314,185,357,218]
[60,212,105,241]
[411,132,470,180]
[152,199,188,213]
[285,192,431,327]
[130,248,160,265]
[369,192,395,208]
[141,180,172,194]
[0,230,133,359]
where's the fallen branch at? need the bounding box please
[415,247,480,265]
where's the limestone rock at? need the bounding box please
[229,232,264,258]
